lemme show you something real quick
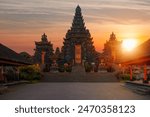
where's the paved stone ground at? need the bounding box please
[0,66,150,100]
[42,65,118,82]
[0,83,150,100]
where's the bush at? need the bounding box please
[58,65,65,72]
[5,68,17,81]
[115,71,136,81]
[94,65,99,72]
[107,66,115,72]
[121,74,136,81]
[65,65,72,72]
[84,62,92,72]
[19,65,41,81]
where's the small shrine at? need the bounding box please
[103,32,122,63]
[34,33,54,65]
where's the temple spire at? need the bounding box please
[71,5,85,31]
[76,5,81,12]
[62,6,96,64]
[109,32,116,41]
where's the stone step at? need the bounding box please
[0,86,8,95]
[3,80,29,86]
[123,82,150,95]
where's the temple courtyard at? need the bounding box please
[0,83,150,100]
[0,66,150,100]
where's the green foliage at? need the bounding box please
[107,66,115,72]
[65,66,72,72]
[94,65,99,72]
[58,65,65,72]
[19,65,41,82]
[84,62,92,72]
[121,74,136,81]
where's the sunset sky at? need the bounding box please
[0,0,150,55]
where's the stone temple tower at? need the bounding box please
[62,5,96,64]
[34,33,54,65]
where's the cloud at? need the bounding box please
[0,0,150,54]
[0,0,150,27]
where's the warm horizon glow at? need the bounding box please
[122,38,138,52]
[0,0,150,55]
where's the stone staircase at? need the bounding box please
[124,81,150,95]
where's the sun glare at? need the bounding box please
[122,38,137,51]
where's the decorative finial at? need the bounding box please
[41,33,48,42]
[110,32,116,41]
[76,4,81,12]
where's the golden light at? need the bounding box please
[122,38,137,51]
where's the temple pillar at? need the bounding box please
[16,67,20,81]
[130,65,133,81]
[0,66,4,82]
[143,64,148,83]
[122,65,125,75]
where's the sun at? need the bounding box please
[122,38,137,51]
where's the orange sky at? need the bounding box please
[0,0,150,55]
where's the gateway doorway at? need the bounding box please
[75,45,81,64]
